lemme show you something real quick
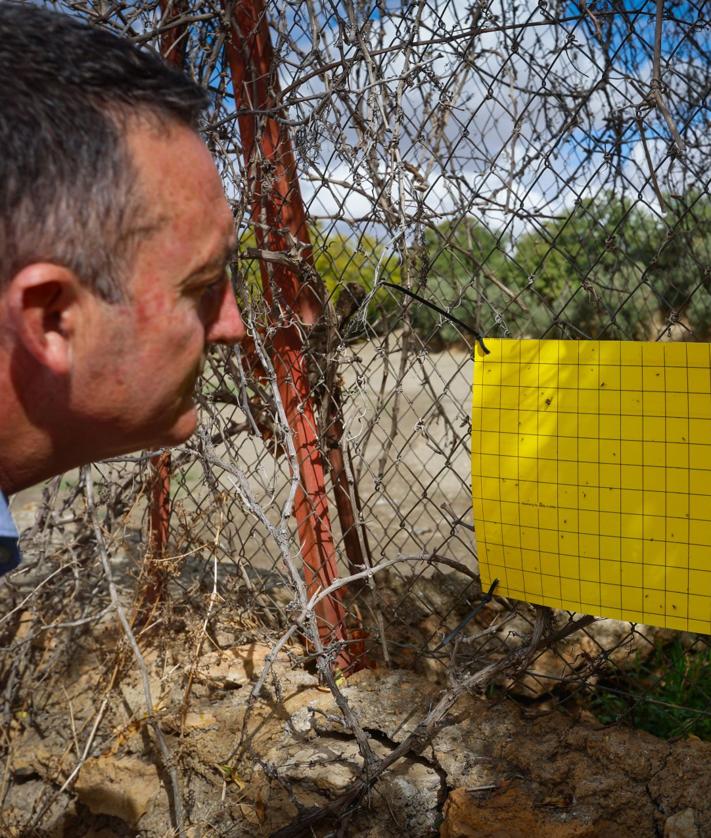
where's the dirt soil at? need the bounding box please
[2,620,710,837]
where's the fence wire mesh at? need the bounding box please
[1,0,710,834]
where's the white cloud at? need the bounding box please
[226,0,708,250]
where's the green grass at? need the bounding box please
[590,639,711,740]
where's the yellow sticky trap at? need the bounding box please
[471,339,711,633]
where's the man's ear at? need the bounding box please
[4,264,82,375]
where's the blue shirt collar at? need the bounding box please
[0,492,21,575]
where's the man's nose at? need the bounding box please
[206,281,245,345]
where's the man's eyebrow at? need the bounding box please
[181,242,236,286]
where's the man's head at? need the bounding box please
[0,4,244,492]
[0,2,209,300]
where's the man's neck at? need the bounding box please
[0,362,57,494]
[0,430,50,495]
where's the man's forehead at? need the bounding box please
[127,121,227,203]
[129,129,232,226]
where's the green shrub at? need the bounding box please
[236,225,400,336]
[590,639,711,740]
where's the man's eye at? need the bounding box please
[199,277,225,299]
[195,278,227,322]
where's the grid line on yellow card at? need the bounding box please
[471,339,711,633]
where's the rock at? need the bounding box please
[75,755,161,826]
[664,809,700,838]
[274,669,441,743]
[182,708,218,729]
[440,785,595,838]
[160,703,218,734]
[194,643,270,686]
[379,760,442,836]
[193,642,316,689]
[497,714,664,832]
[258,735,442,836]
[11,729,61,778]
[279,740,361,793]
[648,738,711,831]
[490,612,664,699]
[431,698,514,789]
[288,705,316,735]
[214,629,237,647]
[338,668,441,739]
[1,778,76,837]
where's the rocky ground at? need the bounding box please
[2,613,710,837]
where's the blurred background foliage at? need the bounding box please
[242,189,711,348]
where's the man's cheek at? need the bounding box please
[133,287,169,326]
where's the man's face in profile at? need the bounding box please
[73,123,245,455]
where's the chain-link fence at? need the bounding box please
[1,0,710,834]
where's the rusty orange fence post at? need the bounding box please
[223,0,354,671]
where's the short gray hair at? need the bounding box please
[0,3,209,301]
